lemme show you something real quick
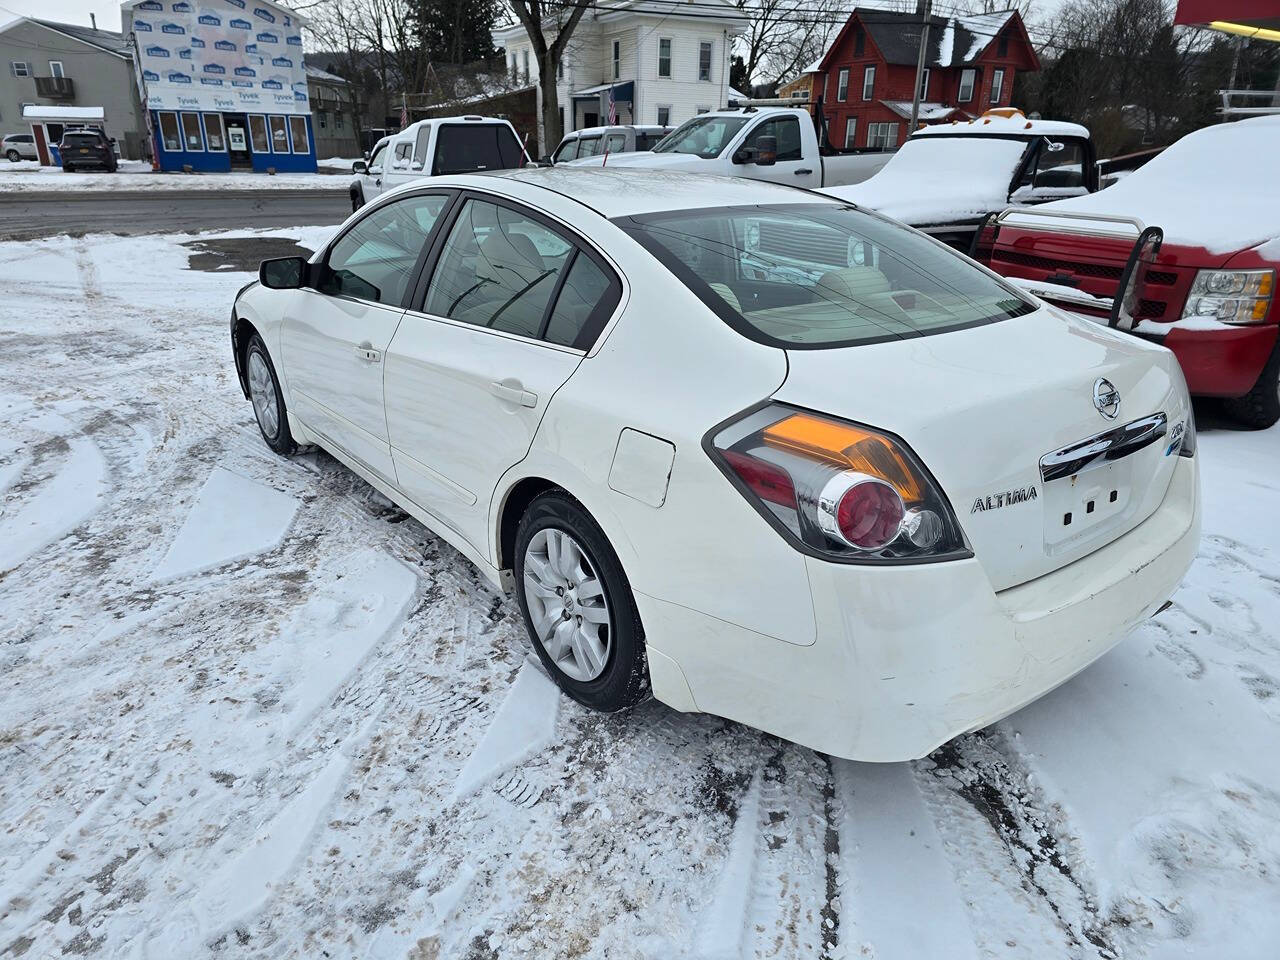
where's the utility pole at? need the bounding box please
[909,0,933,132]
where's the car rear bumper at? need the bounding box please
[640,456,1200,762]
[1156,325,1278,397]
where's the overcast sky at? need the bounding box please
[1,0,1074,38]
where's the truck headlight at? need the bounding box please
[1182,269,1273,325]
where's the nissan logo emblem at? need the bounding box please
[1093,378,1121,420]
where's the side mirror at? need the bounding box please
[753,135,778,166]
[260,256,308,290]
[352,159,368,174]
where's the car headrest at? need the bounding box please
[815,266,891,302]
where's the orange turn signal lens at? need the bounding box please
[762,413,925,502]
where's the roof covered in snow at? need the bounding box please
[880,100,964,121]
[859,8,1017,68]
[22,104,106,121]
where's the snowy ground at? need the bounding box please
[1,227,1279,960]
[0,162,347,192]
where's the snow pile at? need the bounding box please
[823,135,1029,224]
[1031,116,1280,253]
[0,164,348,192]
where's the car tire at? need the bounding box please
[245,333,297,455]
[350,185,364,212]
[5,150,19,162]
[63,163,74,173]
[514,491,648,712]
[1223,337,1280,430]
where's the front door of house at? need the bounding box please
[225,114,251,167]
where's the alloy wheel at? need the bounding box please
[247,350,280,439]
[523,527,612,682]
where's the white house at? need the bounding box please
[492,0,747,147]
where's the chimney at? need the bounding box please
[90,12,97,29]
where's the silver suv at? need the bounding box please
[3,133,38,162]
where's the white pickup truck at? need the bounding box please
[821,109,1099,251]
[567,105,890,188]
[349,115,528,210]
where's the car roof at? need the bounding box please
[444,167,840,218]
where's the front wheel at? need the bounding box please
[5,150,20,162]
[350,185,364,212]
[246,334,296,455]
[62,163,74,173]
[1223,337,1280,430]
[514,492,648,712]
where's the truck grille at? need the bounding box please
[997,250,1125,280]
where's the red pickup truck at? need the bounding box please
[976,116,1280,428]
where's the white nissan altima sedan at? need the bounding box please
[230,168,1201,761]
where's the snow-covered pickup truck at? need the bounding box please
[822,109,1098,251]
[350,115,528,210]
[979,116,1280,428]
[566,104,889,188]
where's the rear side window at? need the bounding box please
[576,136,603,158]
[605,133,626,153]
[320,194,450,305]
[431,124,523,175]
[393,141,413,168]
[545,254,612,346]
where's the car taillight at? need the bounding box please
[708,404,969,563]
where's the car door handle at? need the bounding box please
[794,168,813,176]
[354,344,382,362]
[490,381,537,408]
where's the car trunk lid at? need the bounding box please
[774,308,1191,591]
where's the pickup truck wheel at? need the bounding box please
[5,149,20,162]
[1224,337,1280,430]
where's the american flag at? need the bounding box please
[606,85,617,125]
[399,102,408,128]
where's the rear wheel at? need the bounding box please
[246,334,296,455]
[5,149,20,162]
[63,163,74,173]
[1223,337,1280,429]
[514,492,648,712]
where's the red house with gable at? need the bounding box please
[814,6,1040,150]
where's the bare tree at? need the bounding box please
[736,0,845,87]
[506,0,593,150]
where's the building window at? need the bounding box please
[844,117,857,148]
[612,40,620,80]
[248,114,269,152]
[157,111,181,151]
[522,49,530,82]
[289,115,308,153]
[854,28,864,57]
[557,58,563,80]
[335,110,345,130]
[791,89,807,99]
[698,41,712,82]
[317,109,328,129]
[836,68,849,102]
[268,114,289,152]
[958,68,975,103]
[657,105,670,125]
[862,66,875,100]
[509,54,517,81]
[658,37,671,78]
[180,112,204,150]
[10,61,29,77]
[867,121,897,150]
[918,68,929,101]
[990,68,1004,104]
[48,60,65,78]
[203,112,226,150]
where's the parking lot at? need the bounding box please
[1,226,1278,960]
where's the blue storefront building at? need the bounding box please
[122,0,316,173]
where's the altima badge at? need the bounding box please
[1093,378,1121,420]
[971,486,1038,514]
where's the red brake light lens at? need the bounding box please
[708,405,968,563]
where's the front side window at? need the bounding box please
[624,203,1034,349]
[862,65,875,100]
[576,135,603,158]
[289,115,309,154]
[203,113,226,150]
[743,117,801,162]
[367,142,387,171]
[553,137,579,162]
[180,112,204,150]
[990,68,1005,104]
[248,114,269,153]
[698,41,712,82]
[268,115,289,152]
[658,38,671,77]
[652,114,748,158]
[320,193,449,305]
[836,68,849,102]
[424,199,574,340]
[158,111,181,151]
[958,68,975,102]
[432,123,523,174]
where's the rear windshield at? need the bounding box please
[62,133,103,147]
[623,203,1035,348]
[431,124,523,175]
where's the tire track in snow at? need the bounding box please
[0,434,106,574]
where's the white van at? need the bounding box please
[350,116,528,210]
